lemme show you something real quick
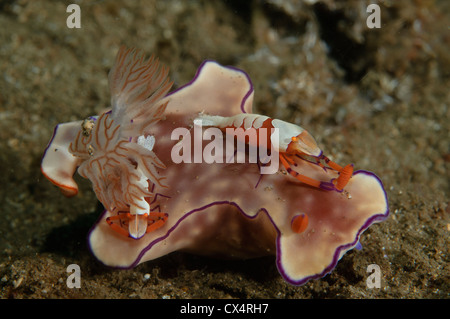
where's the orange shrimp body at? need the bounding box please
[195,113,354,192]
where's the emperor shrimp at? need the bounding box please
[195,113,354,192]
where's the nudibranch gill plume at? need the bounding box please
[42,46,173,240]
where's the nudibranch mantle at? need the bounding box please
[41,47,389,285]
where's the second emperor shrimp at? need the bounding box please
[195,113,354,192]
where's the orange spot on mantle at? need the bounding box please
[291,213,309,233]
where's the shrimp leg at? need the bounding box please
[280,153,353,191]
[106,211,168,239]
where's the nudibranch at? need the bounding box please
[41,46,389,285]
